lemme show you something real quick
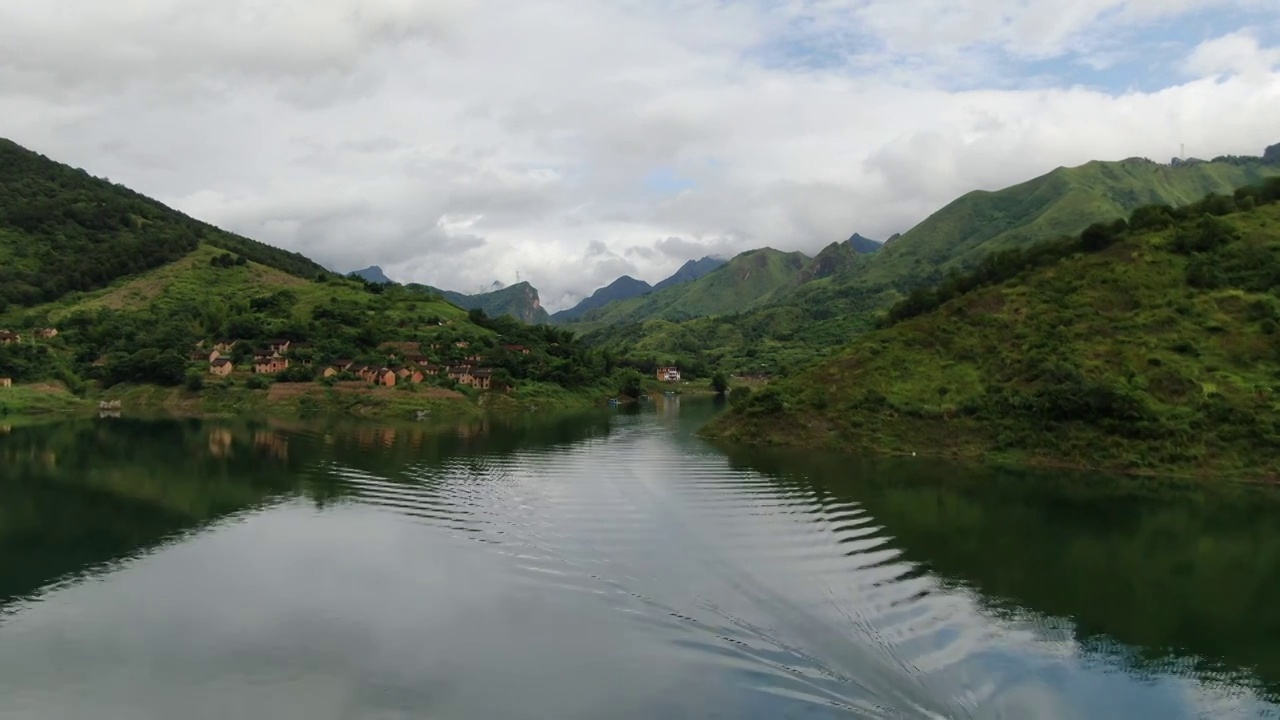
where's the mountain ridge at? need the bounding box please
[550,275,653,323]
[652,256,728,292]
[565,248,809,331]
[707,177,1280,478]
[579,145,1280,373]
[407,281,552,325]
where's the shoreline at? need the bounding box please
[700,414,1280,486]
[0,380,617,425]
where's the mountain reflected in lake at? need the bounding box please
[0,403,1278,719]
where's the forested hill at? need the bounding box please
[579,146,1280,377]
[707,176,1280,479]
[855,151,1280,296]
[0,138,325,311]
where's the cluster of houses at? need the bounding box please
[318,359,494,390]
[0,327,58,345]
[193,338,508,391]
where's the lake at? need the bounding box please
[2,397,1279,719]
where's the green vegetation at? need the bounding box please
[0,138,668,420]
[0,255,643,417]
[706,177,1280,480]
[0,383,90,418]
[0,138,325,311]
[711,370,729,395]
[409,281,552,325]
[567,248,810,333]
[583,150,1280,377]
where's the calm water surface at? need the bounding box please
[2,398,1280,719]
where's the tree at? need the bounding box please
[618,370,644,399]
[711,370,729,395]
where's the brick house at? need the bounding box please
[470,369,493,390]
[34,328,58,339]
[446,366,474,385]
[656,366,681,382]
[0,332,19,345]
[373,368,397,387]
[394,367,426,384]
[213,340,236,354]
[254,355,289,374]
[0,378,11,388]
[502,344,531,355]
[266,339,291,354]
[210,359,234,377]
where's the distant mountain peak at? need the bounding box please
[652,256,728,293]
[352,265,394,284]
[550,274,653,323]
[845,233,883,254]
[406,279,550,324]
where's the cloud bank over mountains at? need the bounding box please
[2,0,1278,309]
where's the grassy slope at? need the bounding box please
[568,248,809,333]
[32,243,470,326]
[852,158,1280,295]
[587,155,1280,374]
[0,383,91,418]
[0,137,326,305]
[706,201,1280,480]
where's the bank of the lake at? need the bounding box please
[1,377,619,423]
[703,407,1280,484]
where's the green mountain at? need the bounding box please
[847,154,1280,298]
[0,138,615,408]
[0,138,325,312]
[567,248,809,333]
[582,147,1280,375]
[550,275,652,323]
[551,255,728,326]
[706,177,1280,479]
[651,256,727,292]
[845,233,883,254]
[412,281,552,325]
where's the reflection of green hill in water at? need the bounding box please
[0,413,620,608]
[720,446,1280,696]
[0,420,322,607]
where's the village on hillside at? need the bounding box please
[194,337,535,390]
[0,324,686,396]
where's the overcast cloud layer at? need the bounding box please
[2,1,1279,310]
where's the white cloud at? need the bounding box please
[1,0,1278,310]
[1185,30,1280,80]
